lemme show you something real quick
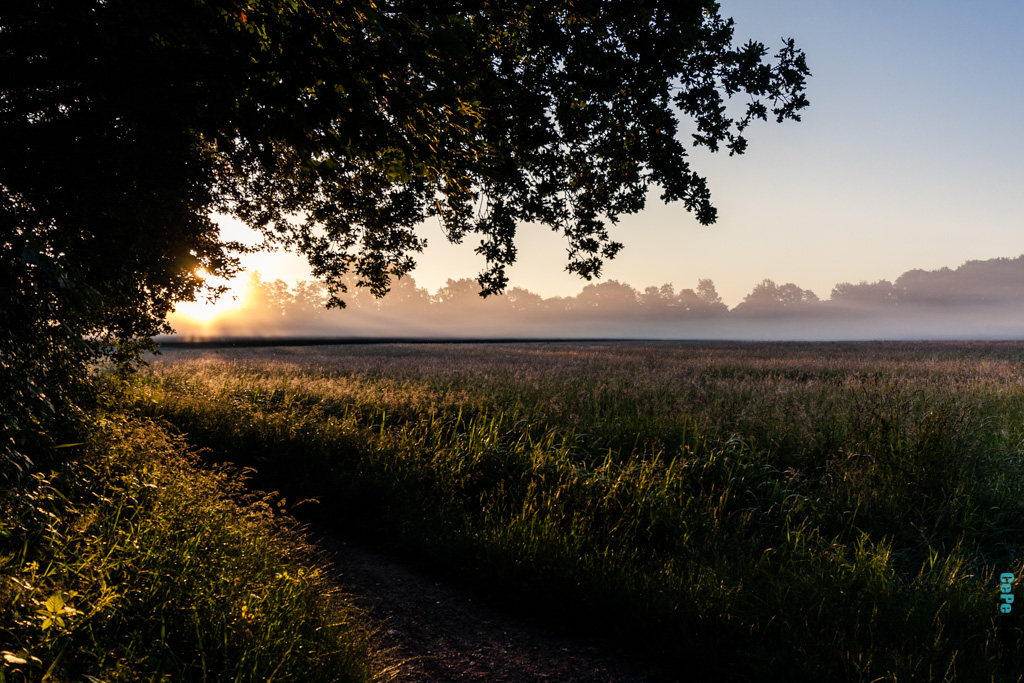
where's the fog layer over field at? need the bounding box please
[165,254,1024,341]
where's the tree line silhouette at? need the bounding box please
[170,255,1024,339]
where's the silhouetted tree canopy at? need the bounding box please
[830,280,898,308]
[832,257,1024,309]
[576,280,640,310]
[694,278,728,311]
[1,0,809,473]
[166,254,1024,341]
[733,278,819,314]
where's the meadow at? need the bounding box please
[133,340,1024,681]
[0,412,381,682]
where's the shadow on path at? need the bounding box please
[314,534,657,682]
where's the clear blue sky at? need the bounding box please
[215,0,1024,308]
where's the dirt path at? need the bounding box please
[315,535,656,682]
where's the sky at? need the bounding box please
[195,0,1024,314]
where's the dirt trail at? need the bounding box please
[315,535,655,682]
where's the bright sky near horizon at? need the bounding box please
[209,0,1024,310]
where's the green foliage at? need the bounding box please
[0,414,379,682]
[135,342,1024,681]
[0,1,811,499]
[1,0,812,300]
[1,0,809,481]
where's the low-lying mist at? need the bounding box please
[163,254,1024,341]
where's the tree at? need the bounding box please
[575,280,640,311]
[695,278,727,311]
[374,275,431,314]
[292,280,331,317]
[734,279,819,314]
[1,0,809,472]
[830,280,899,309]
[433,278,496,308]
[506,287,545,313]
[244,271,295,321]
[640,284,676,312]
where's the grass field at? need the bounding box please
[0,413,381,682]
[133,340,1024,682]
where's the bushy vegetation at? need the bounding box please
[133,341,1024,681]
[0,410,382,682]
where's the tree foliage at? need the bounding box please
[830,280,899,308]
[733,278,819,314]
[0,0,809,470]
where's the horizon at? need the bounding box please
[169,251,1024,342]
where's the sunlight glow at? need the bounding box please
[170,270,247,327]
[171,295,240,326]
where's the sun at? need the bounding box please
[172,294,241,326]
[170,269,242,327]
[173,299,230,325]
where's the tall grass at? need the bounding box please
[135,341,1024,681]
[0,412,383,682]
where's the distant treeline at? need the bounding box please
[169,255,1024,340]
